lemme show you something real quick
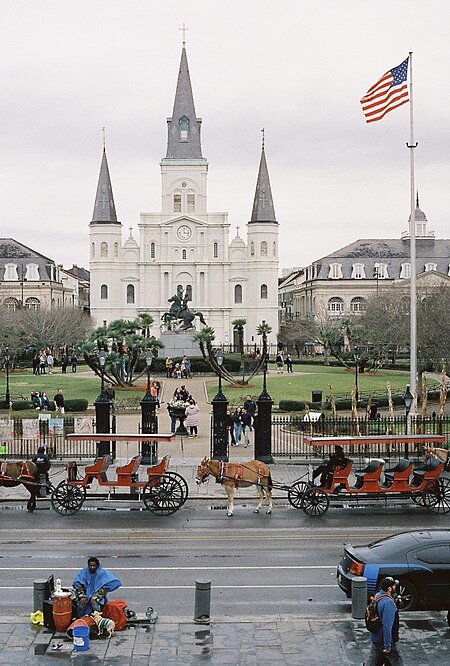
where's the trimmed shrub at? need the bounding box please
[334,399,352,410]
[65,399,89,412]
[279,399,306,412]
[11,400,34,411]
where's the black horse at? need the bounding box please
[162,293,207,331]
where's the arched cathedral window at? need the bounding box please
[182,249,187,260]
[100,242,108,258]
[127,284,135,304]
[234,284,242,304]
[114,242,119,258]
[260,241,268,256]
[100,284,108,300]
[150,242,155,259]
[179,115,189,141]
[213,242,218,258]
[250,242,255,256]
[260,284,268,299]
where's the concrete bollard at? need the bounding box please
[194,579,211,624]
[33,579,50,612]
[351,576,368,619]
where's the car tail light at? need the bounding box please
[349,559,364,576]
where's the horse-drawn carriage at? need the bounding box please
[50,453,188,516]
[286,435,450,517]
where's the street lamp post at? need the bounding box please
[140,350,158,464]
[255,355,274,463]
[211,349,228,461]
[353,349,360,403]
[4,346,11,408]
[403,385,414,444]
[95,349,111,458]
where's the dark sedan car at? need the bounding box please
[337,529,450,611]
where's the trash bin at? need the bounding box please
[311,391,322,403]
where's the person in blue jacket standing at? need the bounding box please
[366,576,403,665]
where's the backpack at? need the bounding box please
[365,594,391,633]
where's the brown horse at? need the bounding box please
[195,457,273,516]
[0,460,41,512]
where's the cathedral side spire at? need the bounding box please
[91,148,119,224]
[165,46,203,160]
[250,143,277,224]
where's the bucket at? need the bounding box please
[52,594,72,633]
[67,615,95,639]
[73,625,90,651]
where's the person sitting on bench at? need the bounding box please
[313,445,348,487]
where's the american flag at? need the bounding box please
[360,57,409,123]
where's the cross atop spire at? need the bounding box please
[102,126,106,149]
[261,128,265,150]
[179,23,189,46]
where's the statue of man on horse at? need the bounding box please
[162,289,207,331]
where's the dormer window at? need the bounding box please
[424,262,437,272]
[4,264,18,281]
[328,263,343,279]
[25,263,40,281]
[400,262,411,279]
[179,116,189,141]
[373,262,388,279]
[351,263,366,279]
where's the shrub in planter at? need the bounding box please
[279,399,306,412]
[65,399,89,412]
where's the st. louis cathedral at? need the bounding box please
[89,45,279,349]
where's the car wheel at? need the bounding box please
[395,579,418,611]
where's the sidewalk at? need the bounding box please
[1,611,449,665]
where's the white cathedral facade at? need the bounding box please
[89,45,279,349]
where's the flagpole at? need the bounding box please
[407,51,417,409]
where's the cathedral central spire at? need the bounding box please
[165,46,204,160]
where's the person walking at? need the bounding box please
[241,408,252,448]
[226,409,236,446]
[70,353,78,373]
[60,353,68,373]
[286,354,293,373]
[276,352,284,373]
[185,399,200,438]
[39,352,46,375]
[232,407,243,446]
[366,577,404,666]
[46,352,54,374]
[32,353,40,376]
[165,357,174,378]
[53,389,65,416]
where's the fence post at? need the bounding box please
[351,576,367,619]
[94,393,111,458]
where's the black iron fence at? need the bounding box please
[0,418,97,459]
[271,414,450,459]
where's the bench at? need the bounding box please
[383,458,413,490]
[329,461,353,492]
[411,458,443,487]
[354,460,384,490]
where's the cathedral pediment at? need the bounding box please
[161,215,208,228]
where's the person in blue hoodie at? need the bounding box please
[73,557,121,617]
[366,576,403,665]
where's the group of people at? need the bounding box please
[31,388,65,415]
[165,356,192,379]
[32,349,78,374]
[168,385,200,437]
[275,352,293,373]
[226,395,257,448]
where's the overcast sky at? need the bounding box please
[2,1,450,273]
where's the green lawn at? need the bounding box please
[1,369,146,407]
[206,365,430,407]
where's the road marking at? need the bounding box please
[0,584,337,590]
[0,565,336,571]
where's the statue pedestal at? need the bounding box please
[160,331,199,359]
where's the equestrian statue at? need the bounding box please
[161,290,207,331]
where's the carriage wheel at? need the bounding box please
[423,478,450,514]
[164,472,189,507]
[51,482,86,516]
[288,481,309,509]
[143,474,184,515]
[301,487,330,517]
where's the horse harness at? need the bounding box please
[216,461,268,488]
[0,460,35,481]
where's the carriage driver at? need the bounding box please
[31,446,51,485]
[312,445,348,488]
[73,557,121,617]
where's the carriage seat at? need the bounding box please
[383,458,413,486]
[116,455,141,484]
[353,460,384,489]
[329,461,353,492]
[146,454,171,478]
[84,455,111,484]
[411,457,442,487]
